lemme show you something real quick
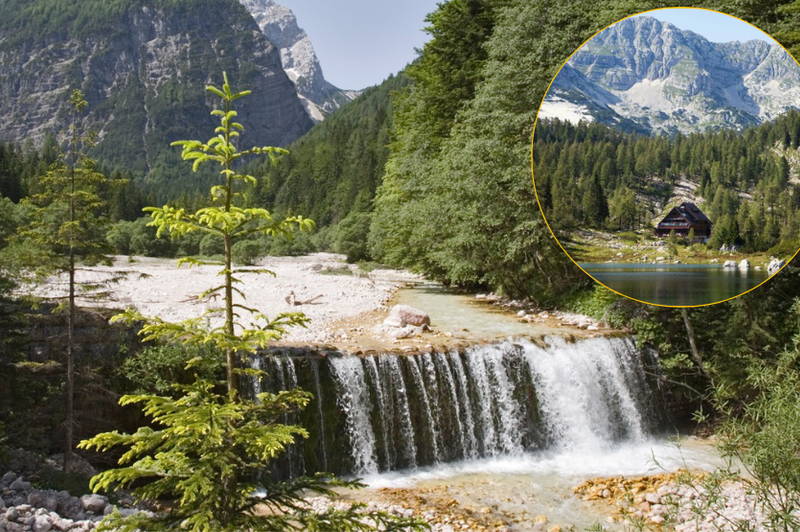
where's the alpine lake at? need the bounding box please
[579,262,774,306]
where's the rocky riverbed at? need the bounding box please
[0,466,500,532]
[0,471,149,532]
[29,253,612,352]
[575,470,772,531]
[30,253,420,344]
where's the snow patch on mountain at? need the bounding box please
[538,97,594,124]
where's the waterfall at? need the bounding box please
[251,336,663,477]
[309,359,329,472]
[329,356,379,474]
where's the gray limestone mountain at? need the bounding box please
[239,0,359,122]
[0,0,314,194]
[539,16,800,135]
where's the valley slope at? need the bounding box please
[0,0,314,194]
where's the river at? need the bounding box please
[251,284,722,529]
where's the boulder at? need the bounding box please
[27,491,59,512]
[79,495,107,514]
[738,259,750,270]
[383,305,430,328]
[57,496,83,520]
[768,258,786,275]
[33,514,53,532]
[5,521,25,532]
[9,479,30,492]
[723,260,737,268]
[1,472,16,486]
[390,325,425,339]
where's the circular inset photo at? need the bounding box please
[532,8,800,307]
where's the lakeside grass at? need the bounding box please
[562,229,790,267]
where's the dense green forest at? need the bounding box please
[245,73,411,262]
[533,115,800,253]
[364,0,800,301]
[0,0,255,44]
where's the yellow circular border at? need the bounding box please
[530,7,800,309]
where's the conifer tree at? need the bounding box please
[6,89,113,473]
[80,74,427,532]
[110,72,313,398]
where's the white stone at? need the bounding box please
[768,258,786,275]
[79,495,107,514]
[33,515,53,532]
[53,518,74,532]
[645,492,660,504]
[383,304,430,328]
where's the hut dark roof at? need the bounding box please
[673,202,710,225]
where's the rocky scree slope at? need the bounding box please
[0,0,313,186]
[239,0,359,122]
[541,16,800,135]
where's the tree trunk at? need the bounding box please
[681,308,711,381]
[224,144,237,401]
[64,153,76,475]
[65,260,74,474]
[225,228,235,400]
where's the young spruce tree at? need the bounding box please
[7,89,113,474]
[79,74,428,532]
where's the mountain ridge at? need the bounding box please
[540,16,800,135]
[238,0,359,122]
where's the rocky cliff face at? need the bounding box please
[0,0,314,188]
[239,0,358,122]
[540,16,800,135]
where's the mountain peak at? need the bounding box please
[541,15,800,135]
[239,0,358,121]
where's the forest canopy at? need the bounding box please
[533,115,800,253]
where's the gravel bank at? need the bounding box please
[575,470,775,531]
[33,253,422,343]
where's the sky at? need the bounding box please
[275,0,440,90]
[632,8,772,43]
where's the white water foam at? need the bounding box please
[360,438,722,488]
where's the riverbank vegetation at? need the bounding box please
[563,228,787,266]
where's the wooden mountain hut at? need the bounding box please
[655,202,712,240]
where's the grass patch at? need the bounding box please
[319,266,353,276]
